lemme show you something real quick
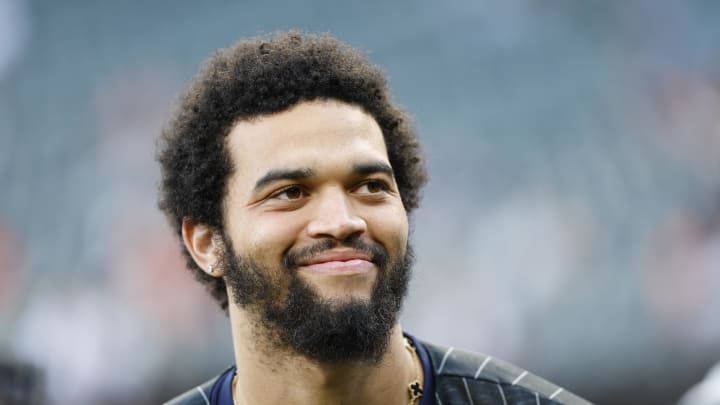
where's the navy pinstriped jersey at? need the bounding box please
[165,334,592,405]
[424,341,591,404]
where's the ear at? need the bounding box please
[181,218,224,277]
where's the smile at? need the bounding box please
[298,251,375,275]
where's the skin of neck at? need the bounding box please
[227,303,419,405]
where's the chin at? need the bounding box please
[323,292,373,306]
[301,271,377,296]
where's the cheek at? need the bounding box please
[367,207,409,249]
[240,214,308,256]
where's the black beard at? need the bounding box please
[221,234,413,365]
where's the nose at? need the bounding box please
[306,187,367,240]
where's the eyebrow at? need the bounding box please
[352,162,394,178]
[253,168,315,192]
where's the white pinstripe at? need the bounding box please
[435,392,443,405]
[549,387,563,400]
[473,356,492,379]
[535,392,541,405]
[437,347,455,373]
[196,386,210,405]
[512,370,528,386]
[462,378,475,405]
[496,383,508,405]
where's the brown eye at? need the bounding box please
[275,186,305,200]
[357,180,388,194]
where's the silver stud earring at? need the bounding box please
[208,264,215,274]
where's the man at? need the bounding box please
[158,31,590,405]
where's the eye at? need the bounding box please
[355,180,389,194]
[272,186,306,201]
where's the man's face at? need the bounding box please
[220,99,411,363]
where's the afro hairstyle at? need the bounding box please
[157,30,427,311]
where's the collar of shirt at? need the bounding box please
[209,332,436,405]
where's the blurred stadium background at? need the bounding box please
[1,0,720,403]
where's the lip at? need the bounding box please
[300,250,372,266]
[298,250,375,275]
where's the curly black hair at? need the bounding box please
[157,31,427,311]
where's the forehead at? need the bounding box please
[225,100,389,182]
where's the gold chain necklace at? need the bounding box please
[231,373,238,405]
[231,341,424,405]
[404,337,424,405]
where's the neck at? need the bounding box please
[228,306,418,405]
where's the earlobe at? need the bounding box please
[181,218,224,277]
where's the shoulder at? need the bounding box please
[163,369,228,405]
[419,340,593,405]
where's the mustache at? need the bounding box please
[283,236,389,270]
